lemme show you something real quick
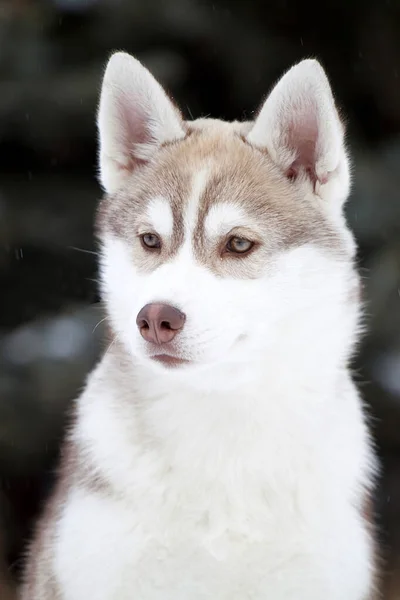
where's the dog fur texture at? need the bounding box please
[20,52,378,599]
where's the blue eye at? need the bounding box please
[226,236,254,254]
[141,233,161,249]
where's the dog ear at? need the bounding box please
[97,52,185,194]
[246,59,350,206]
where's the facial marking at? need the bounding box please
[204,202,249,238]
[144,196,173,238]
[183,168,210,240]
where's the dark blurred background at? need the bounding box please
[0,0,400,597]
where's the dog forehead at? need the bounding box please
[143,169,249,239]
[148,133,282,232]
[152,166,259,243]
[140,141,260,236]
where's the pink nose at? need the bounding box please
[136,303,186,344]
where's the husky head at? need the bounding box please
[96,52,360,388]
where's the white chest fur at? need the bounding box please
[51,354,374,600]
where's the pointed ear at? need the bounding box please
[246,59,350,206]
[97,52,185,194]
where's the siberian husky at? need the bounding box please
[21,52,378,599]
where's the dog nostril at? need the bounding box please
[136,303,186,344]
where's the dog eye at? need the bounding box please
[140,233,161,250]
[225,236,254,254]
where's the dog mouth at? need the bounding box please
[145,341,190,368]
[151,354,190,368]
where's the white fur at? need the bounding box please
[51,223,376,598]
[144,196,174,238]
[55,353,374,600]
[51,185,376,597]
[204,202,250,238]
[23,54,377,600]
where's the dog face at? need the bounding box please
[96,53,359,383]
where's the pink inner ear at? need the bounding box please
[115,93,156,168]
[128,105,155,147]
[284,106,326,187]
